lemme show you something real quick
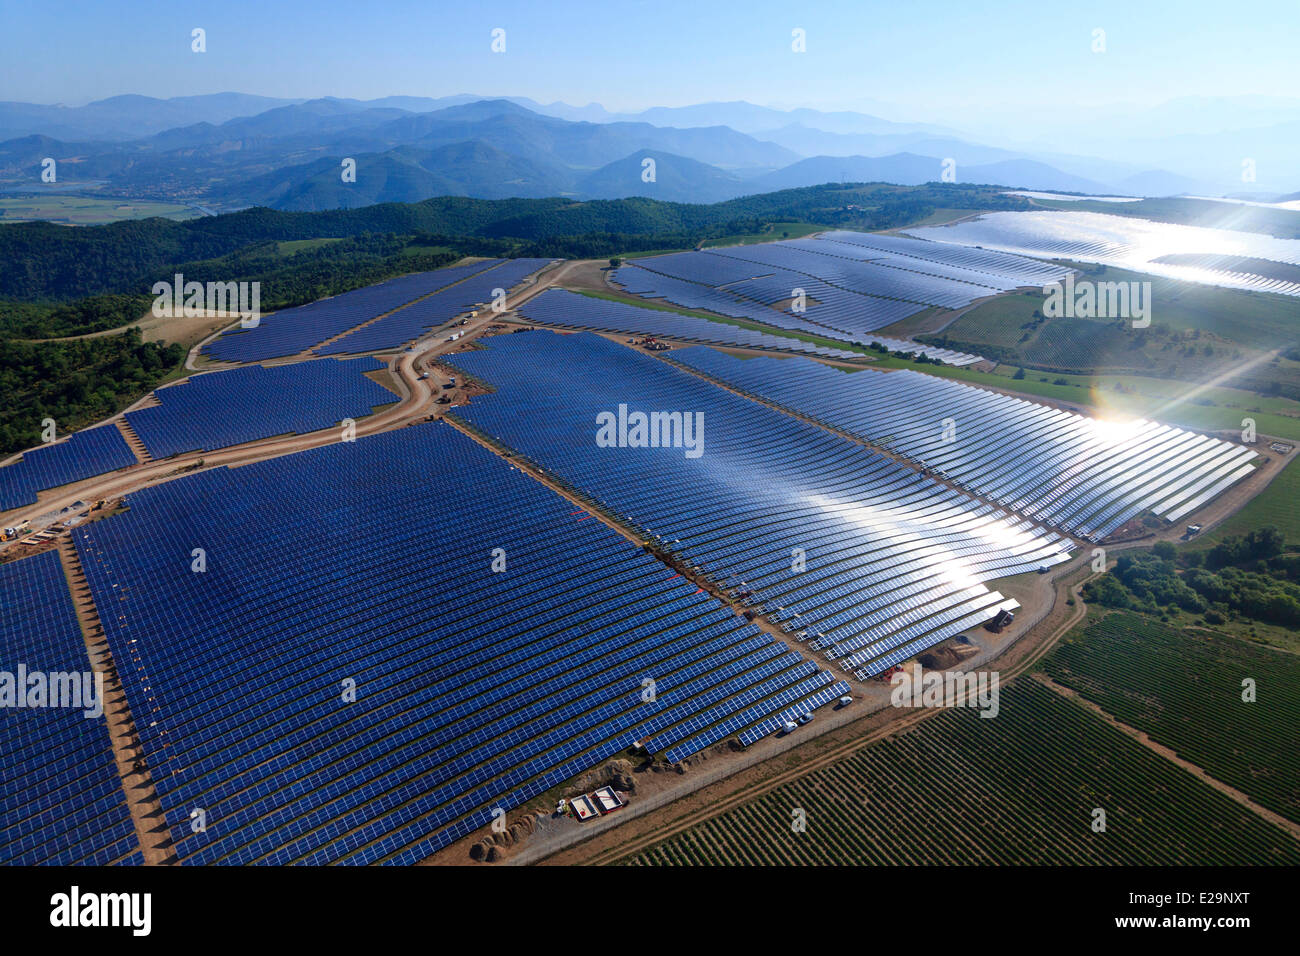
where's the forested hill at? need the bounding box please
[0,182,1026,302]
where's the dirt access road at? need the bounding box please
[0,260,572,536]
[2,256,1282,868]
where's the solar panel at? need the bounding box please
[444,331,1072,680]
[0,425,137,513]
[670,347,1256,540]
[126,357,393,458]
[73,422,823,865]
[0,551,139,865]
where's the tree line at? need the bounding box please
[1084,529,1300,627]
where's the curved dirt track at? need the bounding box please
[0,262,571,533]
[2,256,1284,870]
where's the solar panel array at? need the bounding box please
[444,331,1072,680]
[904,210,1300,297]
[126,357,395,459]
[516,289,869,360]
[672,348,1257,540]
[201,261,504,362]
[72,424,843,865]
[0,425,137,514]
[612,233,1061,354]
[314,259,551,355]
[813,231,1073,287]
[709,242,1000,309]
[517,289,981,366]
[0,550,140,865]
[615,255,923,338]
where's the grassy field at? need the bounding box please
[1197,454,1300,547]
[931,291,1036,348]
[0,195,201,224]
[1043,612,1300,823]
[945,266,1300,353]
[926,262,1300,397]
[701,221,824,247]
[277,237,345,254]
[627,678,1300,865]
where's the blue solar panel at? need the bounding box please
[0,425,137,513]
[126,356,394,458]
[72,422,823,864]
[202,261,505,362]
[670,347,1256,541]
[607,232,1068,355]
[444,331,1071,678]
[517,289,868,360]
[315,259,550,355]
[0,550,139,865]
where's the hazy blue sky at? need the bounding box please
[4,0,1298,121]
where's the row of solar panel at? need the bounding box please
[74,423,843,865]
[670,348,1256,540]
[901,212,1300,299]
[0,425,137,515]
[812,231,1072,287]
[443,331,1071,678]
[202,260,506,362]
[313,259,552,355]
[533,286,982,365]
[615,258,925,338]
[611,230,1069,346]
[515,288,869,360]
[735,681,853,746]
[0,550,139,865]
[126,357,393,459]
[706,243,1002,309]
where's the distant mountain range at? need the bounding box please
[1,92,1295,213]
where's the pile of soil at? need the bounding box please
[918,640,979,670]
